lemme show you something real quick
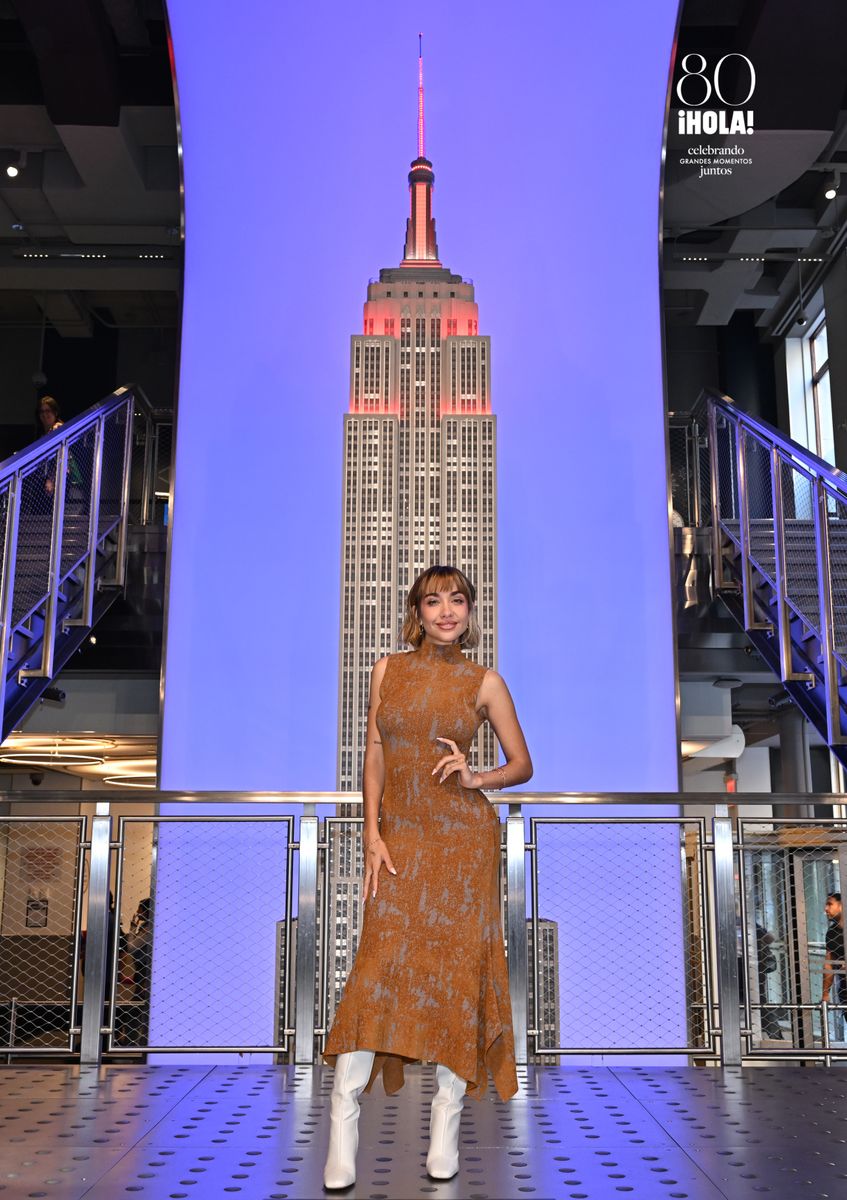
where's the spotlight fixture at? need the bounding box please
[825,171,841,200]
[6,150,27,178]
[0,752,105,767]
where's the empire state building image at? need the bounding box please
[337,45,498,794]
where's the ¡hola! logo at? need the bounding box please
[675,53,756,137]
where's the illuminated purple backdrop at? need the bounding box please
[156,0,684,1061]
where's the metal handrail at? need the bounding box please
[700,386,847,754]
[0,389,138,735]
[2,789,837,806]
[0,387,134,485]
[698,386,847,498]
[0,386,171,520]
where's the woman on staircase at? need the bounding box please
[322,564,533,1189]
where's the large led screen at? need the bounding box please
[156,0,683,1062]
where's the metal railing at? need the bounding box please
[671,389,847,760]
[129,392,173,526]
[0,387,171,738]
[0,792,843,1067]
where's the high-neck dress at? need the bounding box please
[322,638,518,1103]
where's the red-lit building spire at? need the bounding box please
[402,34,441,266]
[417,32,425,158]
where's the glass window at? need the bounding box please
[810,316,833,465]
[785,309,835,466]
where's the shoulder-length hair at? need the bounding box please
[35,395,61,435]
[401,564,481,649]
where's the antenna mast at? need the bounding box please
[417,33,425,159]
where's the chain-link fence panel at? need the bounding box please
[12,458,57,626]
[498,822,560,1064]
[127,416,150,525]
[109,817,293,1052]
[740,820,845,1054]
[779,457,819,633]
[531,819,711,1053]
[126,416,172,526]
[153,423,173,520]
[825,486,847,664]
[60,429,96,578]
[98,405,129,539]
[322,819,365,1046]
[697,426,712,528]
[743,432,776,585]
[669,423,695,527]
[0,818,83,1053]
[714,413,740,539]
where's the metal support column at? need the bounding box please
[707,402,728,591]
[735,424,770,633]
[778,706,814,818]
[770,446,813,684]
[140,412,154,525]
[506,805,528,1065]
[112,398,135,588]
[295,814,319,1063]
[814,477,844,745]
[80,802,112,1064]
[713,805,742,1065]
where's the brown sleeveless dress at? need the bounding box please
[322,638,518,1102]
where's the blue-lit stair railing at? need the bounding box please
[0,387,140,740]
[703,386,847,763]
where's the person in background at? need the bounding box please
[35,395,63,437]
[36,396,64,496]
[822,891,845,1038]
[755,922,783,1040]
[126,898,153,1001]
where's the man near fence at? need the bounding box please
[822,892,845,1039]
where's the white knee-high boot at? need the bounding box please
[426,1063,467,1180]
[323,1050,375,1190]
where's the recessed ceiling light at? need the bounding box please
[0,752,105,767]
[104,773,156,789]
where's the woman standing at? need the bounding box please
[323,564,533,1189]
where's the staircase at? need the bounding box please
[0,387,163,740]
[703,388,847,764]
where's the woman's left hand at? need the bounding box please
[432,737,477,787]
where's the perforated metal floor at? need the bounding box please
[0,1063,845,1199]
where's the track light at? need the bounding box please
[825,171,841,201]
[6,150,27,178]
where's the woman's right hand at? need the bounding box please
[363,836,396,903]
